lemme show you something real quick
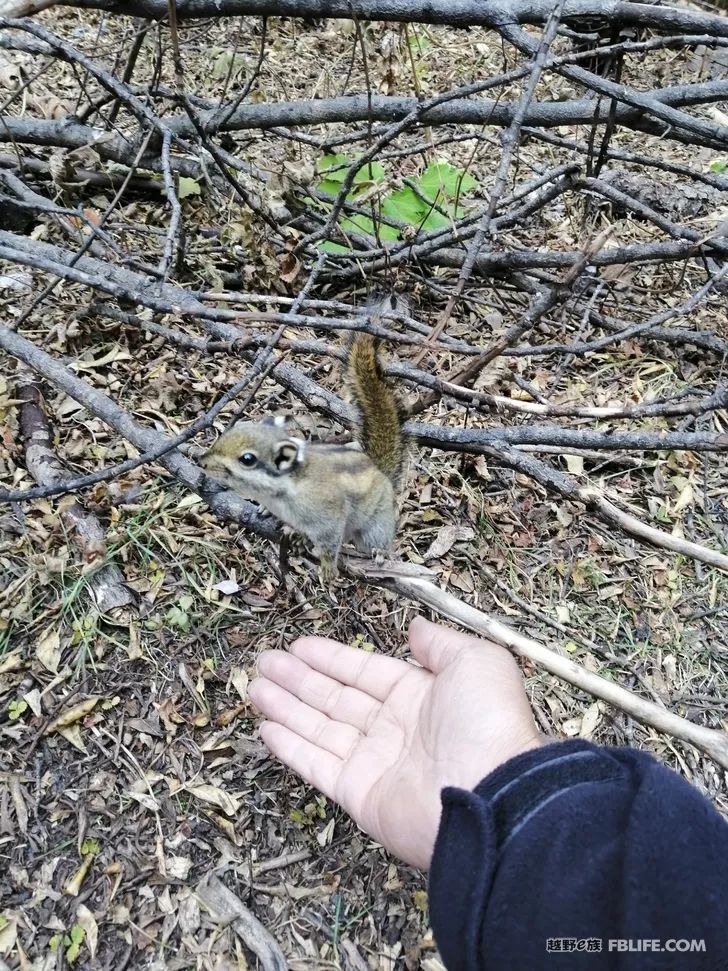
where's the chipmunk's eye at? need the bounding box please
[239,452,257,468]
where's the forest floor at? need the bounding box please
[1,7,727,970]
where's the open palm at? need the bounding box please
[249,617,541,869]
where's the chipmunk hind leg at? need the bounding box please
[350,505,396,563]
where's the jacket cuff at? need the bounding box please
[428,740,628,970]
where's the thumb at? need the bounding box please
[408,616,502,674]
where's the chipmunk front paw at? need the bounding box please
[317,551,339,585]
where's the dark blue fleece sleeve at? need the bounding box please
[428,739,728,970]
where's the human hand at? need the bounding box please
[248,617,542,869]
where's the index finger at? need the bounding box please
[289,636,418,703]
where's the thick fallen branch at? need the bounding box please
[4,85,728,155]
[17,369,136,613]
[414,423,728,455]
[7,0,728,41]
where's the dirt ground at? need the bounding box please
[1,8,728,970]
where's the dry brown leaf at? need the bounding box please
[214,578,240,596]
[0,51,21,88]
[165,855,192,880]
[196,875,287,970]
[316,817,335,847]
[186,783,241,816]
[580,702,602,739]
[561,717,582,737]
[46,697,100,733]
[598,584,624,601]
[127,791,161,812]
[0,650,24,675]
[230,667,249,702]
[423,525,474,561]
[177,888,201,935]
[205,810,241,845]
[9,775,28,835]
[126,622,142,661]
[23,688,43,718]
[555,605,570,624]
[155,698,186,733]
[340,938,370,971]
[449,571,475,594]
[564,454,584,476]
[214,703,246,727]
[36,628,61,674]
[75,904,98,959]
[673,481,694,515]
[58,725,87,752]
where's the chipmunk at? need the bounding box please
[200,294,407,577]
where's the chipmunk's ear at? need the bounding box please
[273,437,304,472]
[262,415,288,428]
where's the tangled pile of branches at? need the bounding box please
[1,0,728,761]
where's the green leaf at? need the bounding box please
[178,177,201,200]
[419,161,476,200]
[340,214,376,238]
[420,209,450,231]
[65,924,85,964]
[166,605,190,632]
[315,178,343,198]
[381,187,427,225]
[8,699,28,720]
[377,222,399,241]
[408,29,432,53]
[708,159,728,173]
[319,240,351,254]
[316,153,351,182]
[352,160,385,185]
[81,838,100,856]
[316,155,386,196]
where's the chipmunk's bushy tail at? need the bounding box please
[347,294,408,484]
